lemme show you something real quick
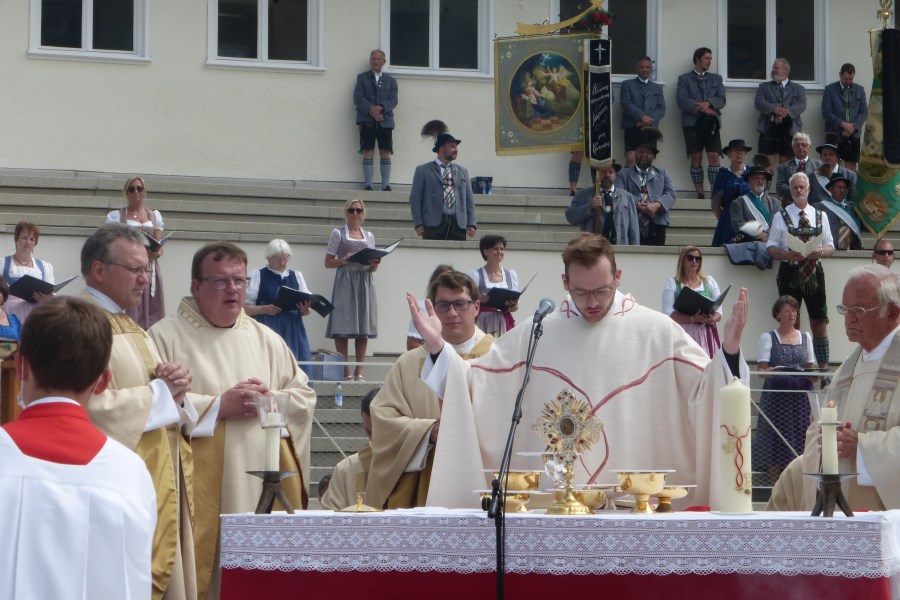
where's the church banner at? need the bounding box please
[494,33,594,156]
[856,28,900,239]
[585,37,612,168]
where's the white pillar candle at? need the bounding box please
[264,412,282,471]
[719,378,753,512]
[265,427,281,471]
[820,405,839,475]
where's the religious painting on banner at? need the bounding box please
[585,37,613,169]
[855,28,900,239]
[495,33,594,156]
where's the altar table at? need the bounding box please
[220,509,900,599]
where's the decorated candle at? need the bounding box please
[820,404,839,474]
[719,377,753,512]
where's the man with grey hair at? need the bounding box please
[756,58,807,168]
[767,172,834,369]
[776,132,822,204]
[354,49,398,191]
[768,265,900,511]
[81,223,198,600]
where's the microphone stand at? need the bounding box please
[487,318,545,599]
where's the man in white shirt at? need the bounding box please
[767,173,835,369]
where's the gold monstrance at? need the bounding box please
[533,389,603,515]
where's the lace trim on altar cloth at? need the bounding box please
[219,509,900,578]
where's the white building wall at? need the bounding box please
[0,1,881,191]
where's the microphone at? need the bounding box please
[532,298,556,324]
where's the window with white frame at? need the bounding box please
[29,0,148,61]
[721,0,824,84]
[384,0,492,77]
[558,0,659,78]
[209,0,323,70]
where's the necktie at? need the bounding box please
[442,167,456,210]
[796,160,805,174]
[843,86,851,122]
[796,210,817,283]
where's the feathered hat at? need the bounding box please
[635,127,664,155]
[421,120,461,153]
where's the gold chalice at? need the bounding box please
[611,470,674,514]
[651,485,695,513]
[491,470,542,492]
[478,490,532,513]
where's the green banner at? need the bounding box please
[856,29,900,239]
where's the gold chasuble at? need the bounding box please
[367,331,494,509]
[320,445,372,511]
[82,293,196,600]
[768,331,900,511]
[148,297,316,600]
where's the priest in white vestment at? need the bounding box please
[81,224,197,600]
[0,297,156,600]
[768,265,900,511]
[148,241,316,600]
[366,270,493,509]
[411,234,750,510]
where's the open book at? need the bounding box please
[786,232,825,258]
[481,274,536,311]
[9,275,78,303]
[140,230,175,252]
[272,286,334,317]
[673,283,732,317]
[347,239,401,265]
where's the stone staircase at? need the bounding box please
[0,169,725,249]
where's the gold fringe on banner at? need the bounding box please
[515,0,607,36]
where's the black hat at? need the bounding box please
[421,120,461,153]
[636,127,663,155]
[596,161,622,172]
[825,173,852,189]
[722,138,752,156]
[742,164,772,181]
[816,132,842,154]
[432,133,461,152]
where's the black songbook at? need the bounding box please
[673,283,732,316]
[140,230,175,252]
[272,286,334,317]
[347,239,401,265]
[481,274,536,311]
[9,275,78,303]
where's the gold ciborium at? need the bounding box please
[573,488,608,511]
[651,485,695,513]
[611,470,673,514]
[491,470,542,492]
[533,390,604,516]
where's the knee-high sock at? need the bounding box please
[568,160,581,185]
[690,167,704,185]
[707,166,719,188]
[813,336,830,366]
[380,158,391,189]
[362,157,374,187]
